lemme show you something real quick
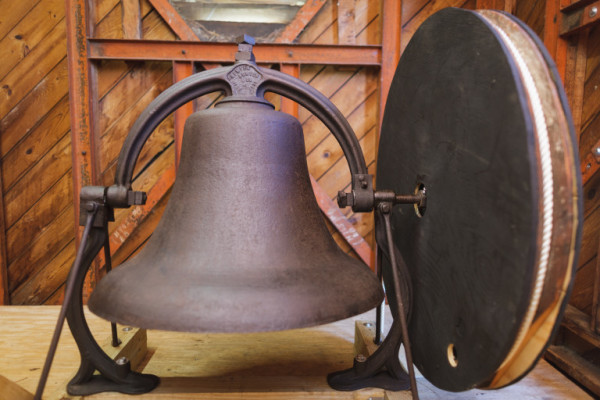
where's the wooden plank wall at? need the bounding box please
[0,0,576,306]
[0,0,74,305]
[571,22,600,317]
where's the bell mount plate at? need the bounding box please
[376,8,582,391]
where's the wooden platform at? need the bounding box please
[0,306,591,399]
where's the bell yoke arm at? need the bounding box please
[108,37,373,211]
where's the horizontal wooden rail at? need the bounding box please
[560,0,600,35]
[87,39,382,66]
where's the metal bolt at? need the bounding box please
[360,179,368,189]
[594,147,600,157]
[587,163,592,170]
[355,354,367,363]
[591,6,598,17]
[380,203,391,213]
[116,356,129,365]
[81,151,86,155]
[364,322,373,327]
[122,326,133,332]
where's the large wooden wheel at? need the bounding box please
[377,8,582,391]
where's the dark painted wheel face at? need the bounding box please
[377,8,581,391]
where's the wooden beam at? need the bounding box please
[66,0,100,297]
[147,0,198,41]
[337,0,356,45]
[275,0,328,43]
[581,138,600,185]
[546,0,575,82]
[379,0,401,127]
[565,30,588,143]
[122,0,142,39]
[173,61,194,168]
[310,176,373,267]
[88,39,383,66]
[561,0,600,35]
[0,171,8,305]
[108,164,175,261]
[280,64,300,117]
[0,375,32,400]
[562,0,598,12]
[593,232,600,332]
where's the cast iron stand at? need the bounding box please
[328,193,423,400]
[34,187,159,399]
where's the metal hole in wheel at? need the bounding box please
[414,183,426,217]
[447,344,458,368]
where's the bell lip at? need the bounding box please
[88,285,384,334]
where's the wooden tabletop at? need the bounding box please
[0,306,591,399]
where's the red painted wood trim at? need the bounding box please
[147,0,198,41]
[275,0,328,43]
[379,0,401,129]
[310,176,373,268]
[173,61,194,168]
[108,164,175,259]
[66,0,100,296]
[280,64,300,117]
[88,39,383,66]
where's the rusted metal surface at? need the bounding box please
[379,0,401,127]
[275,0,327,43]
[88,38,382,65]
[147,0,198,40]
[560,0,600,35]
[172,61,194,168]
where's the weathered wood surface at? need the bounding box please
[0,306,591,399]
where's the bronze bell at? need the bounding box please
[87,60,384,333]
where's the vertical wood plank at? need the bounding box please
[379,0,401,127]
[173,61,194,168]
[122,0,142,39]
[592,234,600,332]
[545,0,570,80]
[65,0,100,297]
[0,171,8,305]
[338,0,357,44]
[275,0,328,43]
[565,30,588,144]
[476,0,497,8]
[280,64,300,117]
